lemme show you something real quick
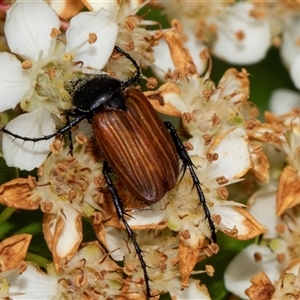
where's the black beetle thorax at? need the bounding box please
[72,76,125,112]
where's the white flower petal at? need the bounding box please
[66,9,118,69]
[0,52,32,111]
[128,205,165,227]
[185,31,208,76]
[248,187,278,239]
[154,34,207,80]
[6,264,58,299]
[56,206,82,258]
[5,1,60,60]
[207,127,251,180]
[152,39,174,79]
[290,54,300,90]
[224,244,284,299]
[269,88,300,114]
[280,16,300,68]
[213,2,271,64]
[85,0,141,17]
[213,203,245,231]
[85,1,119,15]
[105,227,128,261]
[2,109,55,170]
[169,278,211,300]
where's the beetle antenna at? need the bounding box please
[103,161,152,298]
[114,46,141,88]
[164,121,217,243]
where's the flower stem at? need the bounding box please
[26,252,50,267]
[0,207,16,226]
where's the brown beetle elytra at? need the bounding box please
[93,88,178,203]
[1,46,216,299]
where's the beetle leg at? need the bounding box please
[164,121,217,243]
[65,115,74,156]
[0,113,87,143]
[102,161,152,298]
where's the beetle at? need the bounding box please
[1,46,216,298]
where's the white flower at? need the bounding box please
[101,227,213,299]
[271,259,300,299]
[65,8,118,69]
[225,139,300,299]
[225,204,300,298]
[159,127,264,244]
[1,243,123,299]
[269,88,300,114]
[1,264,58,300]
[0,136,107,275]
[158,1,271,65]
[1,0,117,170]
[280,12,300,89]
[37,137,105,271]
[153,27,208,80]
[212,2,271,64]
[290,54,300,90]
[224,243,287,299]
[83,0,160,77]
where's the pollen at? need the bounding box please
[146,77,158,89]
[216,176,229,185]
[217,187,229,199]
[205,265,215,276]
[171,19,183,34]
[63,52,74,62]
[203,134,212,145]
[88,32,97,44]
[125,15,141,32]
[254,252,263,262]
[212,113,221,126]
[50,27,61,38]
[235,30,245,41]
[21,59,32,69]
[276,253,286,264]
[206,153,219,162]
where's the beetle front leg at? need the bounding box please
[164,121,217,243]
[102,161,152,299]
[0,113,87,143]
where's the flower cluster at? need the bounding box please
[158,1,300,86]
[225,110,300,299]
[0,1,299,300]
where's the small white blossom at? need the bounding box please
[102,227,212,299]
[1,264,59,300]
[225,243,287,299]
[83,0,161,78]
[158,1,271,65]
[1,0,117,170]
[269,88,300,114]
[1,243,123,300]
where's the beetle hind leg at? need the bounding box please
[103,161,152,298]
[164,121,217,243]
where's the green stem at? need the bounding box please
[0,207,16,226]
[26,252,50,267]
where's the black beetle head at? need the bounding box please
[71,75,126,113]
